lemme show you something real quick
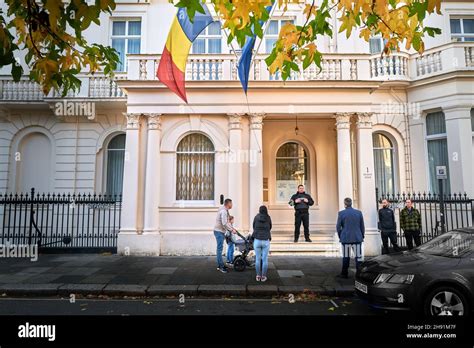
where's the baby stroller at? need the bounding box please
[231,231,255,272]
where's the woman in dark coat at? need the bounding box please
[252,205,272,282]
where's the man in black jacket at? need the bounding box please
[289,185,315,243]
[378,199,401,254]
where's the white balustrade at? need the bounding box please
[416,51,442,76]
[0,79,43,101]
[2,43,473,101]
[465,46,474,67]
[369,54,409,79]
[88,75,125,98]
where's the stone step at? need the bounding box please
[238,230,338,255]
[269,242,339,254]
[271,236,334,243]
[271,232,335,244]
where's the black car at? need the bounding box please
[355,227,474,316]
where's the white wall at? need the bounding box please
[0,110,126,193]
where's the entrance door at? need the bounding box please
[275,142,309,203]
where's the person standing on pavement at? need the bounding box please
[213,199,236,273]
[378,199,401,254]
[400,199,422,250]
[252,205,272,282]
[225,216,236,265]
[336,197,365,279]
[289,184,314,243]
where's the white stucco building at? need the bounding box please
[0,0,473,256]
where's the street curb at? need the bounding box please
[198,285,247,296]
[58,284,107,296]
[0,283,355,298]
[0,283,63,296]
[147,285,199,296]
[247,285,278,296]
[102,284,148,296]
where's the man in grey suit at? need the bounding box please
[336,197,365,279]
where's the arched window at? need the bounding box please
[16,132,52,192]
[373,133,396,194]
[106,134,126,196]
[176,133,215,201]
[275,142,308,203]
[426,112,450,194]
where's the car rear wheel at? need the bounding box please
[424,286,468,316]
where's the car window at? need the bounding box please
[417,232,472,258]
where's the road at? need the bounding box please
[0,296,382,315]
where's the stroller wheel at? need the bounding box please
[233,257,246,272]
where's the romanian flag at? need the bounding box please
[157,6,214,103]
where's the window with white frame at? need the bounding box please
[106,134,126,196]
[192,22,222,54]
[176,133,215,201]
[369,36,384,54]
[373,133,397,194]
[450,18,474,42]
[111,19,142,71]
[426,112,450,194]
[265,19,294,53]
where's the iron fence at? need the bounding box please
[0,188,122,253]
[376,189,473,247]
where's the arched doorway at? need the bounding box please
[275,142,309,203]
[16,132,52,192]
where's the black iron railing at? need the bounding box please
[376,189,473,247]
[0,188,122,253]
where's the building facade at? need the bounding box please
[0,0,473,256]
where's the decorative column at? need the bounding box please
[444,106,473,197]
[335,113,354,210]
[227,114,244,230]
[118,113,143,254]
[141,113,162,255]
[249,113,264,226]
[356,112,380,256]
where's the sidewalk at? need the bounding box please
[0,254,357,297]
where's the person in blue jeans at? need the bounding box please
[226,216,236,265]
[252,205,272,282]
[214,199,236,273]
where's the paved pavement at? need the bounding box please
[0,254,358,297]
